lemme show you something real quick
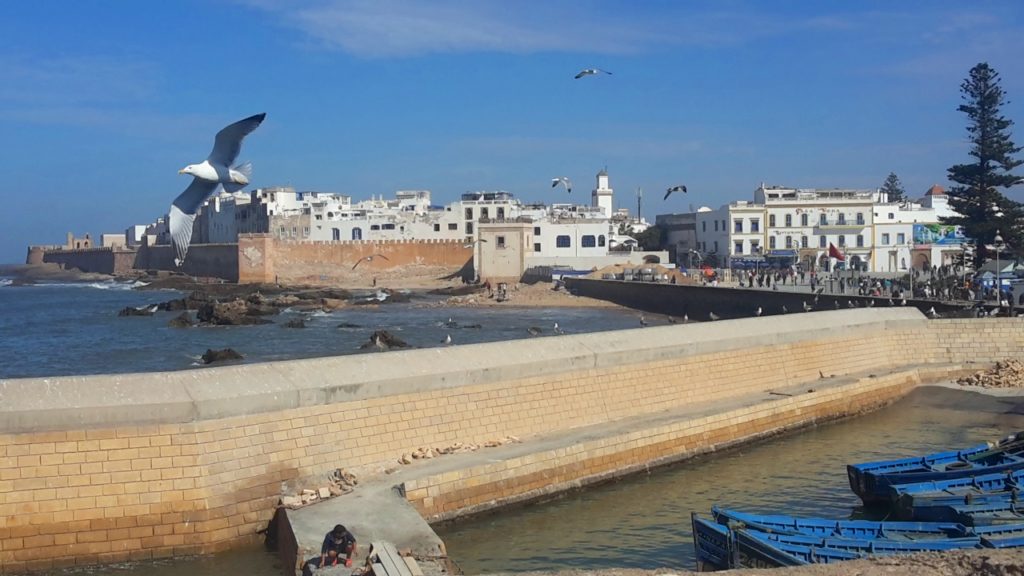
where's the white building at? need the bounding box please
[873,185,966,272]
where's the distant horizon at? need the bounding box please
[2,1,1023,263]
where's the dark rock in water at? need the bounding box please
[8,278,36,287]
[462,323,482,329]
[118,305,156,317]
[168,313,193,328]
[196,300,273,326]
[382,290,413,303]
[337,322,362,329]
[359,330,410,350]
[428,285,481,297]
[294,288,352,301]
[283,318,306,329]
[201,348,243,364]
[158,298,187,312]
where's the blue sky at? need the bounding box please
[2,0,1024,264]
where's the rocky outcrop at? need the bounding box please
[195,299,273,326]
[283,318,306,329]
[201,348,243,364]
[117,305,156,317]
[168,313,193,328]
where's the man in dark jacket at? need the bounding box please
[303,524,357,576]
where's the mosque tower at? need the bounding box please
[591,168,613,218]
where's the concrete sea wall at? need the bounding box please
[1,310,1022,572]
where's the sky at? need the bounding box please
[2,0,1024,264]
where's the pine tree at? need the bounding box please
[944,62,1024,265]
[880,172,906,202]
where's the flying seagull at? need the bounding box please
[171,113,266,266]
[352,254,390,270]
[551,177,573,194]
[664,185,687,201]
[574,68,612,79]
[463,239,488,249]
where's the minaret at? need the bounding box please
[592,168,613,218]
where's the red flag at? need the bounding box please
[828,243,845,261]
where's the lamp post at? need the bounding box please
[995,229,1004,313]
[907,241,914,298]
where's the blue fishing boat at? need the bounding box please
[691,513,733,571]
[889,470,1022,520]
[911,500,1024,526]
[712,506,969,539]
[847,432,1024,504]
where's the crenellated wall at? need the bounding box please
[1,310,1021,573]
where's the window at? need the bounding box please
[433,223,440,232]
[856,212,864,225]
[714,240,719,252]
[370,224,380,231]
[839,235,846,247]
[332,228,340,241]
[751,241,760,254]
[278,226,285,237]
[714,220,719,231]
[582,235,596,247]
[315,215,322,221]
[785,214,792,227]
[819,235,827,248]
[881,233,890,245]
[769,214,776,227]
[598,235,606,247]
[303,226,310,237]
[291,226,297,237]
[734,241,743,254]
[785,236,793,249]
[820,213,827,225]
[769,236,776,249]
[897,232,906,244]
[496,235,506,248]
[734,219,743,233]
[351,227,362,240]
[751,219,760,232]
[447,223,458,231]
[838,213,846,225]
[481,207,489,219]
[702,221,707,232]
[464,208,473,220]
[857,235,864,247]
[801,236,808,248]
[556,235,571,248]
[801,213,808,226]
[534,226,541,235]
[466,222,474,234]
[382,223,395,230]
[888,213,894,219]
[534,243,541,252]
[497,207,505,219]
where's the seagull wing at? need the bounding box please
[574,70,588,79]
[207,113,266,167]
[663,189,673,201]
[375,254,390,261]
[551,178,560,187]
[169,178,219,266]
[351,257,365,270]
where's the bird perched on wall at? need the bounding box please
[551,177,572,194]
[847,300,856,309]
[574,68,612,79]
[781,305,788,314]
[900,298,907,306]
[527,326,542,336]
[833,301,840,310]
[755,306,762,317]
[639,314,648,327]
[803,301,813,312]
[926,307,940,319]
[682,314,690,323]
[888,299,895,306]
[442,334,453,345]
[666,315,677,324]
[709,311,720,321]
[553,322,564,334]
[352,254,390,270]
[171,113,266,267]
[867,300,875,307]
[664,185,687,201]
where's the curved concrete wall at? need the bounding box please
[1,310,1021,572]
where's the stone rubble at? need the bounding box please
[398,435,522,466]
[278,468,359,510]
[957,359,1024,388]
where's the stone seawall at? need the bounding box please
[1,310,1021,572]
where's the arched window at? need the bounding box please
[332,228,341,241]
[800,213,808,226]
[351,227,363,240]
[769,214,776,227]
[784,214,792,227]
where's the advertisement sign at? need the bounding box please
[913,223,966,245]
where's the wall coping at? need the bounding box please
[0,309,926,433]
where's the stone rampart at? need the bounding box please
[1,310,1020,572]
[237,235,472,284]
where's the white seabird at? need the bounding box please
[352,254,390,270]
[574,68,612,79]
[171,113,266,266]
[551,177,573,194]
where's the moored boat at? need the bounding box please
[847,432,1024,504]
[889,470,1022,520]
[712,506,969,539]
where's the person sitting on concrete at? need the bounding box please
[303,524,357,575]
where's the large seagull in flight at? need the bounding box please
[170,113,266,266]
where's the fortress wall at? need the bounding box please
[236,235,472,284]
[0,310,1018,572]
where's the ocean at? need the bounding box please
[0,278,644,380]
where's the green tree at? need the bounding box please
[943,62,1024,265]
[632,225,664,251]
[880,172,906,203]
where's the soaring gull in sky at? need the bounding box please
[171,113,266,266]
[574,68,612,79]
[664,185,687,201]
[551,177,572,194]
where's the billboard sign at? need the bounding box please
[913,223,966,245]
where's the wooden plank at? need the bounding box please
[372,542,410,576]
[402,556,424,576]
[371,562,387,576]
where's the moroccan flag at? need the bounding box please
[828,243,845,261]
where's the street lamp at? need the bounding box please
[995,229,1004,312]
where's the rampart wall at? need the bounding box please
[36,245,239,282]
[237,234,472,284]
[1,310,1021,572]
